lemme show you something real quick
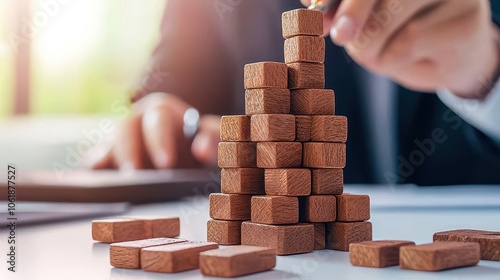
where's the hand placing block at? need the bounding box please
[288,62,325,89]
[92,219,149,243]
[245,88,290,115]
[311,116,348,143]
[221,168,264,195]
[126,216,180,238]
[336,194,370,222]
[313,223,326,250]
[433,229,500,261]
[220,116,250,142]
[326,221,372,251]
[311,169,343,195]
[291,89,334,115]
[244,62,288,89]
[282,9,323,39]
[349,240,415,268]
[265,168,311,196]
[207,219,242,245]
[303,143,346,168]
[257,142,302,168]
[218,142,256,168]
[284,36,325,63]
[251,195,299,225]
[295,115,311,142]
[299,195,336,222]
[250,114,296,142]
[200,246,276,277]
[399,242,480,271]
[209,193,252,221]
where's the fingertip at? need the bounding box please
[191,133,218,166]
[330,15,357,45]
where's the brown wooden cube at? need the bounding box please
[326,221,373,251]
[126,216,180,238]
[244,62,288,89]
[209,193,252,221]
[313,223,326,250]
[433,229,500,261]
[295,115,311,142]
[241,221,314,255]
[311,169,343,195]
[250,114,296,142]
[265,168,311,196]
[220,116,250,142]
[291,89,334,115]
[245,88,290,115]
[299,195,336,223]
[287,62,325,89]
[218,142,256,168]
[251,195,299,225]
[303,143,346,168]
[92,219,149,243]
[221,168,264,195]
[311,116,348,143]
[282,9,323,39]
[285,36,325,63]
[257,142,302,168]
[336,194,370,222]
[349,240,416,268]
[207,219,242,245]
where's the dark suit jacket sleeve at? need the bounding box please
[492,0,500,25]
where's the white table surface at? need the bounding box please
[1,184,500,280]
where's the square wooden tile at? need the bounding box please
[251,195,299,225]
[311,169,343,195]
[433,229,500,261]
[220,115,250,142]
[291,89,334,115]
[299,195,336,222]
[257,142,302,168]
[218,142,256,168]
[303,143,346,168]
[311,116,347,143]
[313,223,326,250]
[265,168,311,196]
[349,240,415,268]
[207,219,242,245]
[244,62,288,89]
[295,115,311,142]
[250,114,296,142]
[209,193,252,221]
[245,88,290,115]
[326,221,372,251]
[287,62,324,89]
[221,168,264,195]
[282,9,323,39]
[284,36,325,63]
[336,194,370,222]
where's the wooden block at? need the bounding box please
[311,116,348,143]
[200,246,276,277]
[326,221,372,251]
[433,229,500,261]
[265,168,311,196]
[257,142,302,168]
[400,242,480,271]
[336,194,370,222]
[282,9,323,39]
[244,62,287,89]
[241,221,314,255]
[299,195,336,223]
[221,168,264,195]
[141,241,219,273]
[313,223,326,250]
[251,195,299,225]
[349,240,416,268]
[92,219,148,243]
[291,89,334,115]
[250,114,296,142]
[303,143,346,168]
[207,219,242,245]
[287,62,325,89]
[220,115,250,142]
[284,36,325,63]
[311,169,343,195]
[209,193,252,221]
[110,238,186,269]
[245,88,290,115]
[126,216,180,238]
[218,142,256,168]
[295,115,311,142]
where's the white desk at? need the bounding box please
[1,185,500,280]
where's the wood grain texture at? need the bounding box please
[207,219,242,245]
[303,143,346,168]
[209,193,252,221]
[349,240,415,268]
[265,168,311,196]
[399,242,480,271]
[257,142,302,168]
[313,223,326,250]
[141,241,219,273]
[326,221,373,251]
[284,36,325,63]
[200,246,276,277]
[311,169,343,195]
[291,89,334,115]
[295,115,311,142]
[125,216,180,238]
[110,238,187,269]
[299,195,336,223]
[336,194,370,222]
[245,88,290,115]
[311,116,348,143]
[241,221,314,255]
[250,114,296,142]
[287,62,325,89]
[92,219,148,243]
[221,168,265,195]
[218,142,257,168]
[282,9,323,39]
[251,195,299,225]
[433,229,500,261]
[244,62,288,89]
[220,115,250,142]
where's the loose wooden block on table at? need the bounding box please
[220,115,250,142]
[245,88,290,115]
[241,221,314,255]
[399,242,480,271]
[244,62,288,89]
[326,221,372,251]
[265,168,311,196]
[207,219,242,245]
[257,142,302,168]
[303,143,346,168]
[313,223,326,250]
[209,193,252,221]
[311,169,343,195]
[349,240,415,268]
[299,195,336,222]
[125,216,180,238]
[218,142,256,168]
[433,229,500,261]
[295,115,311,142]
[336,194,370,222]
[251,195,299,225]
[141,241,219,273]
[110,238,187,269]
[288,62,325,89]
[221,168,264,195]
[250,114,296,142]
[282,9,323,39]
[284,36,325,63]
[291,89,334,115]
[200,246,276,277]
[92,219,149,243]
[311,116,348,143]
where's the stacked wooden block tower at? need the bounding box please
[208,9,372,255]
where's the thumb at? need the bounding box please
[191,115,221,166]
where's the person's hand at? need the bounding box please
[85,92,220,170]
[301,0,500,99]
